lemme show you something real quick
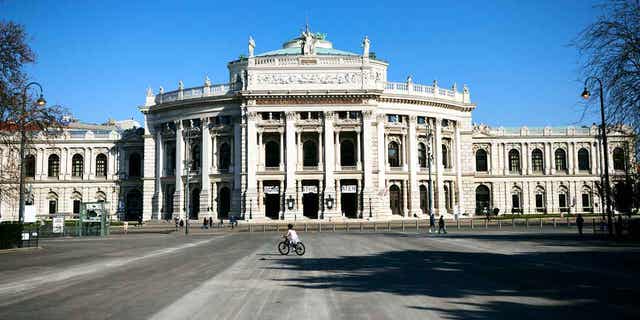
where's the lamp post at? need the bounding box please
[17,82,46,225]
[582,77,613,236]
[287,195,295,220]
[182,124,200,235]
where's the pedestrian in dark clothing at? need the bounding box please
[576,214,584,236]
[179,219,184,228]
[438,216,447,234]
[174,217,179,230]
[138,215,143,227]
[208,217,213,229]
[429,214,435,233]
[202,217,208,229]
[230,216,236,229]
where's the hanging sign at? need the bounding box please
[302,185,318,194]
[264,186,280,194]
[341,185,357,193]
[53,216,65,234]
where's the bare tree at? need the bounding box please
[575,0,640,146]
[0,21,67,220]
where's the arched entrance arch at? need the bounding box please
[218,186,231,220]
[475,185,490,214]
[125,189,142,221]
[189,187,200,220]
[389,184,402,216]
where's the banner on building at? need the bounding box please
[341,185,357,193]
[264,186,280,194]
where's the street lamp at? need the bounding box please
[582,77,613,236]
[17,82,46,225]
[325,194,334,210]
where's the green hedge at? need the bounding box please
[481,213,602,220]
[0,223,23,249]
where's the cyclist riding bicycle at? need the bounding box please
[284,224,300,246]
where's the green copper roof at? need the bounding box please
[256,46,359,57]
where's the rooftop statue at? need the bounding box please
[248,36,255,57]
[362,36,370,57]
[301,24,316,55]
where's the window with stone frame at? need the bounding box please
[582,193,592,212]
[555,148,567,171]
[613,147,625,171]
[577,148,590,171]
[442,144,449,168]
[418,143,427,168]
[72,154,84,177]
[388,141,400,167]
[219,142,231,170]
[96,153,107,177]
[303,140,318,167]
[475,149,488,172]
[531,149,544,172]
[25,154,36,178]
[48,154,60,177]
[508,149,520,173]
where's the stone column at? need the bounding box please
[296,131,302,170]
[246,111,259,218]
[200,118,211,217]
[568,142,575,175]
[232,120,242,216]
[154,129,164,219]
[550,143,556,175]
[434,118,445,215]
[257,129,263,171]
[356,128,362,170]
[173,120,184,219]
[402,180,409,217]
[335,131,341,171]
[590,142,597,175]
[279,129,285,171]
[502,144,508,175]
[408,115,420,216]
[318,131,323,170]
[285,112,298,218]
[323,112,338,218]
[142,125,156,221]
[376,113,391,217]
[362,111,373,196]
[211,182,218,218]
[211,134,217,171]
[455,122,464,215]
[336,179,342,216]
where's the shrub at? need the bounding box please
[0,223,23,249]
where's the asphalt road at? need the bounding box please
[1,230,639,320]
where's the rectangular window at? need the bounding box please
[348,111,359,119]
[73,200,81,214]
[417,116,426,124]
[49,200,57,214]
[559,194,567,212]
[387,114,399,123]
[582,194,592,212]
[535,194,544,212]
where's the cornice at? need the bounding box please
[378,96,475,112]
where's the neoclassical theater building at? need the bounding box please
[0,29,634,222]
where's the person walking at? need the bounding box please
[208,216,213,229]
[438,216,447,234]
[576,213,584,236]
[179,219,184,229]
[202,217,208,229]
[429,214,435,233]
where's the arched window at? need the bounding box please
[558,189,569,212]
[581,190,592,212]
[48,154,60,178]
[613,147,625,171]
[511,188,522,213]
[418,143,427,168]
[475,185,490,213]
[25,154,36,178]
[340,140,356,166]
[444,184,452,210]
[219,142,230,170]
[419,185,429,214]
[129,153,141,177]
[475,149,488,172]
[265,141,280,167]
[508,149,520,173]
[535,188,546,212]
[303,140,318,167]
[577,148,590,171]
[442,145,449,168]
[72,154,84,177]
[388,141,400,167]
[555,149,567,171]
[531,149,544,172]
[95,153,107,177]
[48,192,58,214]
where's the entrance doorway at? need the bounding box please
[263,182,281,219]
[341,180,358,218]
[218,187,230,219]
[390,185,402,216]
[189,188,200,220]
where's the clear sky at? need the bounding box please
[2,0,605,128]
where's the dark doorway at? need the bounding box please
[303,193,319,219]
[341,181,358,218]
[390,185,401,216]
[420,185,428,214]
[125,189,142,221]
[218,187,230,219]
[265,194,280,219]
[189,188,200,220]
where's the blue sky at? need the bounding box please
[3,0,604,127]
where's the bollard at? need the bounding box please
[539,218,543,230]
[263,224,266,232]
[374,222,377,232]
[402,220,405,232]
[553,218,556,228]
[512,218,515,228]
[457,219,460,229]
[471,219,474,229]
[485,219,488,229]
[249,224,252,233]
[319,223,322,233]
[304,223,308,232]
[525,218,529,229]
[592,218,596,234]
[388,221,391,232]
[499,219,502,229]
[347,223,350,232]
[360,222,364,232]
[566,217,570,227]
[416,220,419,231]
[276,224,280,232]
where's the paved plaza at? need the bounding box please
[1,230,639,319]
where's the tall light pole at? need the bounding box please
[17,82,46,225]
[582,77,613,236]
[183,124,200,235]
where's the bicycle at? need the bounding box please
[277,237,306,256]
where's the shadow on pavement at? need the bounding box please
[268,236,640,319]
